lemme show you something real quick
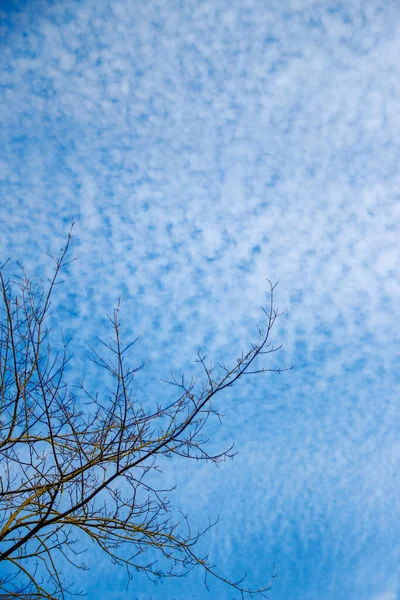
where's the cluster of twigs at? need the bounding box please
[0,225,289,598]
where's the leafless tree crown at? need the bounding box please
[0,224,290,599]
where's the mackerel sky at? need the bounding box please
[1,0,400,599]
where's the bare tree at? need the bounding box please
[0,224,290,599]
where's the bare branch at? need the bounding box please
[0,227,289,598]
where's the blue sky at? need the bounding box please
[1,0,400,598]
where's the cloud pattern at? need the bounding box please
[1,0,400,598]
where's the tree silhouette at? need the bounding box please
[0,223,290,599]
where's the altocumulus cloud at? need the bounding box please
[0,0,400,598]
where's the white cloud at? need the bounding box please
[1,0,399,598]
